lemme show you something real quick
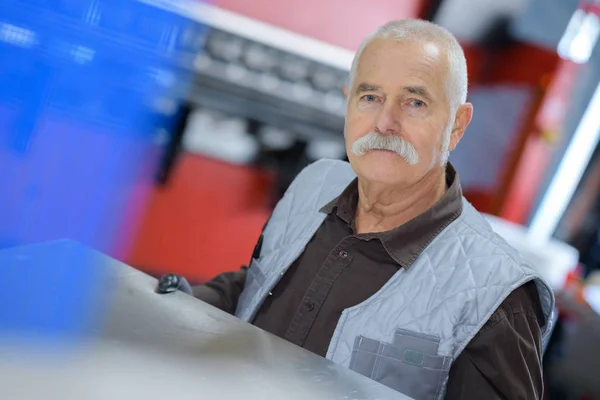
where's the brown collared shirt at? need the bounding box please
[195,165,546,399]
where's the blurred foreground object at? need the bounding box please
[0,0,205,257]
[0,240,412,400]
[0,240,110,340]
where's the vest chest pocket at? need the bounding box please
[349,332,451,400]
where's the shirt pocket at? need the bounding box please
[349,333,451,400]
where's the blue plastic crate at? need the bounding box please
[0,240,113,342]
[0,0,206,255]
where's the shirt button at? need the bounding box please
[306,302,315,311]
[339,250,348,258]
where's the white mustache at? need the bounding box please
[351,132,419,165]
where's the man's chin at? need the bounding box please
[356,156,413,183]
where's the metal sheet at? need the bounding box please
[0,240,412,400]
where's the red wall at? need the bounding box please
[128,155,273,282]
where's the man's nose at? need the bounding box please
[374,103,402,135]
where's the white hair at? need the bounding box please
[349,19,468,114]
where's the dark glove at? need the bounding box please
[155,273,193,295]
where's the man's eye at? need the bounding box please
[362,94,378,102]
[409,99,425,107]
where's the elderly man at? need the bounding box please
[158,19,554,399]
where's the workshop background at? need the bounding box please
[2,0,600,398]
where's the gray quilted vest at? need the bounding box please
[235,159,555,400]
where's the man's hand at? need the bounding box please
[153,268,248,314]
[155,273,193,295]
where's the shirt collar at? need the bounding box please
[320,163,463,269]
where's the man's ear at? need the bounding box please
[448,103,473,151]
[342,86,349,101]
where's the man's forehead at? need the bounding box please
[421,42,442,59]
[355,38,447,88]
[358,37,445,65]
